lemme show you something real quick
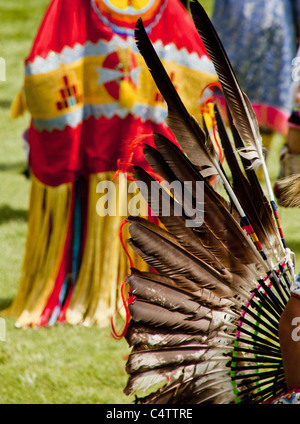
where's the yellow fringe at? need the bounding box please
[4,172,148,328]
[2,176,72,326]
[66,172,148,327]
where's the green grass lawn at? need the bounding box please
[0,0,299,404]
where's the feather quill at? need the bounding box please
[229,106,281,228]
[129,269,234,309]
[213,104,276,254]
[142,143,250,278]
[190,1,287,260]
[189,1,262,162]
[134,17,278,274]
[149,134,260,267]
[128,273,214,318]
[132,164,258,286]
[127,217,234,298]
[125,322,207,348]
[134,17,217,175]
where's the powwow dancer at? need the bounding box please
[119,2,300,404]
[7,0,217,327]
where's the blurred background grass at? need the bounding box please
[0,0,299,404]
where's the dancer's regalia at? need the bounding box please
[121,2,300,404]
[7,0,217,327]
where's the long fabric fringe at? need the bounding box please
[2,175,72,326]
[2,172,147,328]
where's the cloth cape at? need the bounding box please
[6,0,217,327]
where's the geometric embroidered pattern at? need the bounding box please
[56,75,82,111]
